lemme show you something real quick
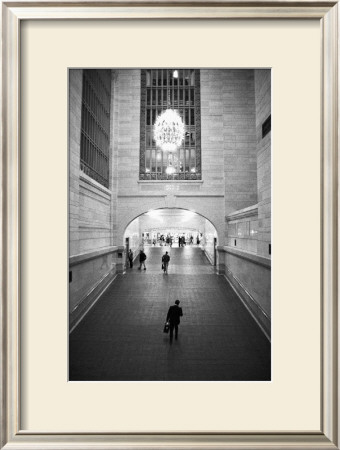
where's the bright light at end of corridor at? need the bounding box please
[146,210,162,218]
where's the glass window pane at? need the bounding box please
[191,88,195,105]
[145,150,151,171]
[179,155,184,172]
[179,69,184,86]
[141,69,200,179]
[80,70,111,187]
[146,129,151,146]
[184,70,189,86]
[185,109,189,125]
[173,69,178,86]
[185,150,190,172]
[179,90,183,106]
[185,89,189,106]
[190,109,195,125]
[151,149,156,172]
[156,151,162,171]
[152,70,157,86]
[190,69,195,86]
[190,149,196,170]
[174,89,178,106]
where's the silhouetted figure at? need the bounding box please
[138,250,147,270]
[178,236,182,247]
[162,251,170,274]
[128,249,133,268]
[166,300,183,344]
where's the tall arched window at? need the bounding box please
[140,69,201,180]
[80,69,112,188]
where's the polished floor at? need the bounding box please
[69,246,271,381]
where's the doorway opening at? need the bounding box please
[124,208,218,266]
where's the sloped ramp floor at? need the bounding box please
[69,246,271,381]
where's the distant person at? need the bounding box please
[196,235,200,245]
[166,300,183,344]
[178,236,182,247]
[128,249,134,268]
[138,250,147,270]
[190,235,193,245]
[162,251,170,274]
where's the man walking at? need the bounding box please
[162,251,170,274]
[166,300,183,344]
[138,250,147,270]
[128,249,134,268]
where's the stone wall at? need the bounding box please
[69,69,82,256]
[69,70,118,329]
[255,69,271,258]
[124,216,140,256]
[202,219,217,264]
[226,204,259,253]
[69,247,118,330]
[219,69,271,338]
[221,247,271,338]
[203,69,258,218]
[116,69,259,250]
[69,70,116,256]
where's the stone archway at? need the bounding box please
[123,208,220,267]
[118,196,225,249]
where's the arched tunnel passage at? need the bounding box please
[123,208,219,269]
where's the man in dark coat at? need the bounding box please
[166,300,183,343]
[162,251,170,274]
[138,250,147,270]
[128,249,134,268]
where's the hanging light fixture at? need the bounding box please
[153,69,184,153]
[154,110,184,152]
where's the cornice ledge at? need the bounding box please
[226,203,258,222]
[69,246,119,266]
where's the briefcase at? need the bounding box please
[163,322,170,333]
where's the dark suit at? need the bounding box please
[166,304,183,342]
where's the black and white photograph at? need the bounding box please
[68,68,271,381]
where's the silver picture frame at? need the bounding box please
[1,1,338,448]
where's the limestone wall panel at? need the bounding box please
[255,69,271,258]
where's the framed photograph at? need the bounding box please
[2,1,338,449]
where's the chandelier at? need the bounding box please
[153,70,184,152]
[154,109,184,152]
